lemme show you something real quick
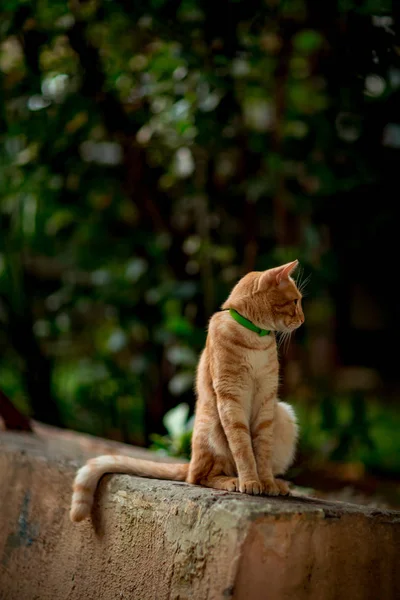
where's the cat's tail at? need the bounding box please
[70,455,189,522]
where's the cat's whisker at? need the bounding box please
[298,273,311,295]
[277,330,293,355]
[277,331,288,351]
[279,332,287,353]
[300,277,311,293]
[276,333,283,349]
[294,266,304,290]
[284,331,293,355]
[298,280,308,294]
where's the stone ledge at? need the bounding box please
[0,426,399,600]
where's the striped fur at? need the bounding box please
[70,457,188,522]
[70,260,304,522]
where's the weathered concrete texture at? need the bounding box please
[1,427,400,600]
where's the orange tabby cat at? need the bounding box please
[70,260,304,522]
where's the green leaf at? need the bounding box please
[293,30,324,54]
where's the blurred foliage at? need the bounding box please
[0,0,399,473]
[297,395,400,476]
[150,402,193,458]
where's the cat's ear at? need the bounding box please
[259,260,299,288]
[275,260,299,285]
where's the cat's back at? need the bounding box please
[207,309,251,344]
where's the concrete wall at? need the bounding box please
[1,425,399,600]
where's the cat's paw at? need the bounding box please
[260,477,280,496]
[239,479,263,495]
[275,478,290,496]
[223,477,239,492]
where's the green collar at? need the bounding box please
[228,309,271,337]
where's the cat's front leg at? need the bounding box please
[252,399,287,496]
[215,390,262,495]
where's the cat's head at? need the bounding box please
[222,260,304,332]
